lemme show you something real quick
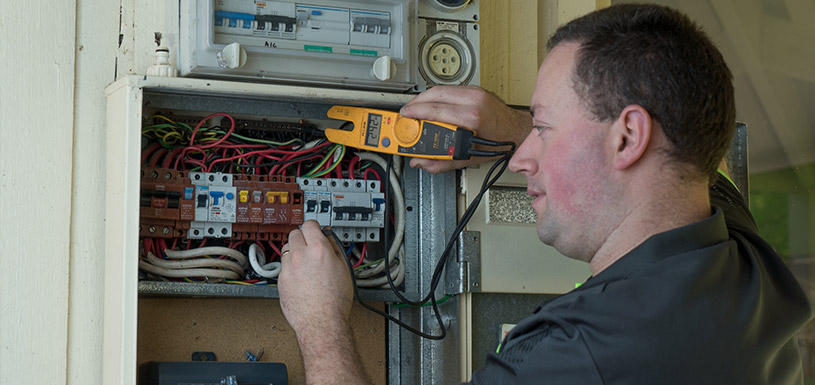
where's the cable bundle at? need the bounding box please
[139,245,247,281]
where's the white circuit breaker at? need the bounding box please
[189,172,238,239]
[298,177,385,242]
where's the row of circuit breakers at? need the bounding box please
[177,0,480,91]
[140,168,385,242]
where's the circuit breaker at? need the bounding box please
[298,177,385,242]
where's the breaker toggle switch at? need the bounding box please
[210,191,224,205]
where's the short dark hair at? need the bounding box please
[548,4,735,182]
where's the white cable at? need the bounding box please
[297,139,322,151]
[164,246,247,267]
[248,243,282,279]
[354,152,405,279]
[139,260,240,280]
[392,155,402,178]
[372,249,406,289]
[355,248,406,288]
[146,252,244,274]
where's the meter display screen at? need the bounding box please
[365,113,382,147]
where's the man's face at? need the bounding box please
[508,42,615,262]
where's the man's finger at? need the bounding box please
[300,220,326,242]
[287,226,306,248]
[401,102,477,128]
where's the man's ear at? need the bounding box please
[611,105,652,170]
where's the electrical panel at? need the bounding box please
[177,0,417,91]
[133,95,413,288]
[174,0,480,91]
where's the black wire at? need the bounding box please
[470,136,515,148]
[384,148,516,309]
[325,229,446,340]
[372,146,515,340]
[468,149,509,157]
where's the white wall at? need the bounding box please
[67,1,120,384]
[0,1,117,384]
[0,1,75,382]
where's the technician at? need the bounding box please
[278,4,813,384]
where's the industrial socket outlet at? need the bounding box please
[428,42,462,77]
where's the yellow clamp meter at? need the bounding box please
[324,106,476,160]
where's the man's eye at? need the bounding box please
[534,125,549,134]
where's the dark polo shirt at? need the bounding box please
[469,175,813,384]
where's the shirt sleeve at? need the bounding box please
[710,171,758,233]
[467,316,604,385]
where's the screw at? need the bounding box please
[162,226,170,235]
[473,282,480,288]
[148,225,156,234]
[164,171,172,180]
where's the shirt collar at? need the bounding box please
[578,206,729,289]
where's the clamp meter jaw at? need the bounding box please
[325,106,475,160]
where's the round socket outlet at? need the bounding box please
[428,42,462,77]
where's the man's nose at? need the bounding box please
[508,130,537,175]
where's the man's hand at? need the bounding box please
[400,85,532,174]
[278,220,371,385]
[279,220,353,335]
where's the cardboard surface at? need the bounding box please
[138,297,386,385]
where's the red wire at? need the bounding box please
[174,146,210,170]
[353,244,367,269]
[189,112,236,149]
[185,158,209,172]
[267,241,282,262]
[364,168,381,183]
[347,155,360,179]
[207,148,298,172]
[162,147,184,168]
[158,238,169,259]
[142,238,154,257]
[141,142,163,166]
[147,148,168,168]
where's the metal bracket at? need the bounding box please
[446,230,482,294]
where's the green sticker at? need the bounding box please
[351,49,378,57]
[304,45,332,53]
